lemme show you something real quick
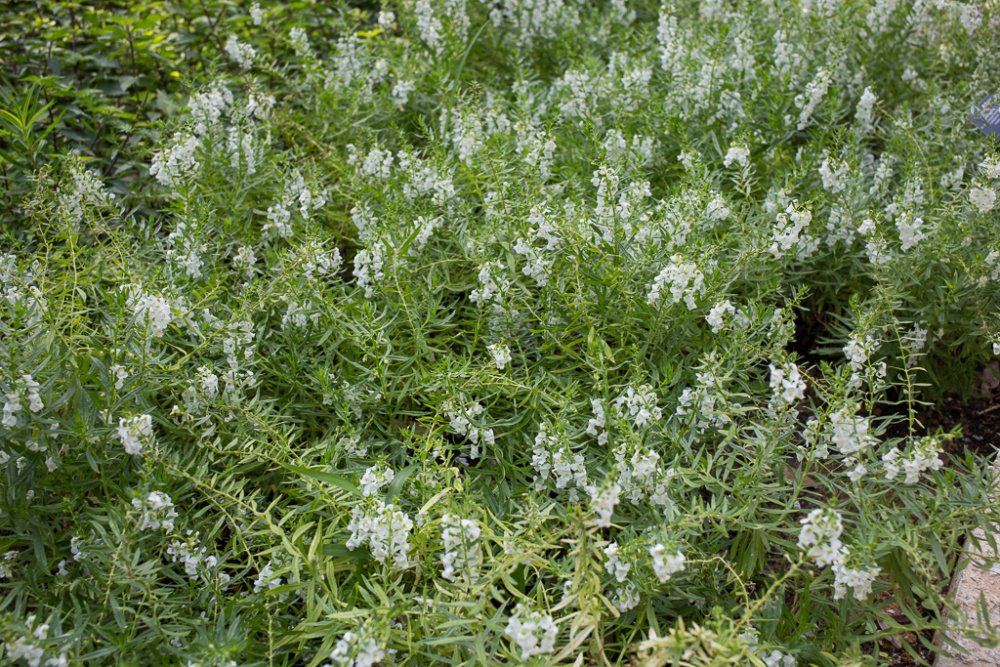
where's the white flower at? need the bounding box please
[818,158,848,193]
[340,433,366,458]
[797,508,843,567]
[353,242,387,298]
[488,343,512,371]
[3,374,44,427]
[762,650,798,667]
[325,622,385,667]
[117,414,154,456]
[970,187,996,214]
[981,159,1000,180]
[110,365,128,390]
[443,399,494,459]
[224,35,256,70]
[414,0,444,53]
[604,542,631,583]
[769,363,806,407]
[187,80,233,134]
[150,133,201,190]
[124,285,182,338]
[253,559,282,593]
[613,384,662,428]
[586,481,621,528]
[769,202,813,258]
[649,544,686,583]
[391,78,415,109]
[227,127,257,174]
[896,214,925,251]
[531,425,588,499]
[58,162,116,225]
[706,301,734,333]
[586,399,608,446]
[795,69,831,130]
[470,261,511,306]
[289,27,312,59]
[440,513,482,583]
[647,256,705,310]
[883,436,943,484]
[346,500,414,568]
[505,603,558,661]
[855,87,877,133]
[723,146,749,168]
[250,2,263,25]
[612,580,641,612]
[235,245,257,280]
[359,465,391,497]
[827,407,876,456]
[132,491,178,532]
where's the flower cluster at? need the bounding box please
[676,371,737,433]
[768,362,806,408]
[531,423,588,501]
[883,436,944,485]
[3,374,44,428]
[353,242,388,299]
[323,621,384,667]
[253,558,283,594]
[117,414,154,456]
[488,343,512,370]
[442,399,495,459]
[604,542,631,583]
[649,544,686,583]
[59,161,116,226]
[123,284,188,338]
[150,132,201,188]
[470,261,511,306]
[167,532,229,586]
[831,552,881,601]
[613,443,673,505]
[346,500,414,568]
[706,300,751,333]
[4,614,70,667]
[440,513,482,583]
[359,465,392,497]
[224,35,256,70]
[769,201,814,259]
[264,170,326,238]
[586,398,609,445]
[826,406,877,457]
[132,491,178,532]
[585,479,622,528]
[798,508,843,568]
[647,256,705,310]
[612,384,662,428]
[505,603,558,661]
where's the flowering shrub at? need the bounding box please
[2,0,1000,665]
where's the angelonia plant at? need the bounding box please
[1,0,1000,665]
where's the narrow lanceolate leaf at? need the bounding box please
[281,463,360,497]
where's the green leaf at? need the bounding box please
[322,544,372,561]
[385,463,419,503]
[280,463,360,497]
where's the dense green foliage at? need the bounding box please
[2,1,1000,666]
